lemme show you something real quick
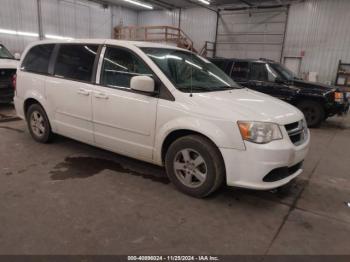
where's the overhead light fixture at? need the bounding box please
[198,0,210,5]
[0,28,39,38]
[45,34,74,40]
[123,0,153,9]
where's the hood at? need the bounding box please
[184,88,304,125]
[0,58,19,69]
[292,79,334,94]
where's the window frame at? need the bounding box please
[249,62,270,82]
[52,43,101,84]
[97,45,154,91]
[20,44,56,76]
[96,45,174,101]
[21,42,175,101]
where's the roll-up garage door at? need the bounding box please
[216,8,288,62]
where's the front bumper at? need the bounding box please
[327,101,349,116]
[221,129,310,190]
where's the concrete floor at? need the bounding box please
[0,103,350,255]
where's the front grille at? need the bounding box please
[263,161,303,182]
[285,120,307,146]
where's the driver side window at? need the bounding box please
[100,47,153,89]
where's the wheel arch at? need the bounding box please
[161,129,220,165]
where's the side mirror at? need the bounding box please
[130,75,155,93]
[14,53,21,60]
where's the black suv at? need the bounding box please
[210,58,349,127]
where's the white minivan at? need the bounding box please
[14,39,310,197]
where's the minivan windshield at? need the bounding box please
[142,48,240,93]
[0,44,14,59]
[270,63,301,81]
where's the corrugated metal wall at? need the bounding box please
[216,8,288,61]
[137,8,217,51]
[0,0,39,53]
[283,0,350,84]
[138,10,179,27]
[0,0,137,53]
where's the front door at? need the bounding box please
[93,46,158,162]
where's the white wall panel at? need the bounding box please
[0,0,137,53]
[283,0,350,84]
[180,8,217,51]
[0,0,38,53]
[137,10,179,27]
[41,0,112,39]
[112,6,138,28]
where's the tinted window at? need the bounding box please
[22,44,55,74]
[231,62,249,81]
[100,47,152,89]
[55,44,98,82]
[212,60,231,72]
[250,63,269,81]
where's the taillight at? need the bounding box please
[12,74,17,91]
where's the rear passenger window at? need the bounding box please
[250,63,268,81]
[231,62,249,81]
[21,44,55,74]
[213,60,231,73]
[100,47,152,89]
[55,44,98,82]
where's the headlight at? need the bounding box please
[238,121,283,144]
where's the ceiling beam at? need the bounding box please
[143,0,176,9]
[184,0,218,13]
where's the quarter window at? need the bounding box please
[100,47,152,89]
[55,44,98,82]
[21,44,55,74]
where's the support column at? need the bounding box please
[37,0,44,40]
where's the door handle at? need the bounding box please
[94,92,109,100]
[77,88,90,96]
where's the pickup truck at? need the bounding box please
[0,44,19,103]
[210,58,349,127]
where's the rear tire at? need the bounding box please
[165,135,225,198]
[297,100,325,128]
[26,104,54,143]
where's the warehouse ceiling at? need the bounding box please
[91,0,302,11]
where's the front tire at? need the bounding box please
[165,135,225,198]
[297,100,325,128]
[26,104,53,143]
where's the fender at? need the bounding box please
[153,116,246,165]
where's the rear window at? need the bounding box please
[21,44,55,74]
[54,44,99,82]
